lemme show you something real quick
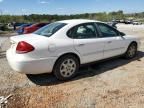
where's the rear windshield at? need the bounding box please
[34,22,67,37]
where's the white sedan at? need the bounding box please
[7,19,140,80]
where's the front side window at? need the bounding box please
[34,23,67,37]
[97,23,119,37]
[67,23,97,39]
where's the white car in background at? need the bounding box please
[132,21,142,25]
[7,19,140,80]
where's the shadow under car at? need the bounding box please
[27,51,144,86]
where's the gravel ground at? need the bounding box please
[0,24,144,108]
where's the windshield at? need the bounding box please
[34,22,67,37]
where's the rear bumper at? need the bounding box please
[6,49,57,74]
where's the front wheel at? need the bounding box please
[124,43,137,59]
[53,55,79,80]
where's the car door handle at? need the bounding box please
[107,41,112,44]
[78,44,85,47]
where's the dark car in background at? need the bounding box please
[124,20,133,24]
[23,23,49,34]
[13,23,27,30]
[0,23,4,31]
[17,24,32,34]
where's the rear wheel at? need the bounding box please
[53,55,79,80]
[124,43,137,59]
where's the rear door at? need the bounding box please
[96,23,126,59]
[67,23,105,64]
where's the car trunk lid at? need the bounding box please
[10,34,47,43]
[10,34,48,53]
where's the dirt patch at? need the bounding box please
[0,31,16,37]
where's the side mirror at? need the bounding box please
[119,32,125,36]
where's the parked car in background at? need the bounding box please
[17,24,32,34]
[13,23,27,30]
[23,23,49,34]
[124,20,133,24]
[0,23,3,31]
[132,21,142,25]
[0,23,9,31]
[7,23,14,30]
[14,23,26,27]
[7,19,140,80]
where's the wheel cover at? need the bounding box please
[128,45,136,57]
[60,59,76,78]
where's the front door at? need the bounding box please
[67,23,105,64]
[96,23,126,59]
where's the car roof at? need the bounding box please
[58,19,101,25]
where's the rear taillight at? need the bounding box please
[16,41,35,54]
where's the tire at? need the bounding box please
[53,55,79,81]
[124,43,137,59]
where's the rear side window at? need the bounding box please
[34,23,67,37]
[96,23,119,37]
[67,23,97,39]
